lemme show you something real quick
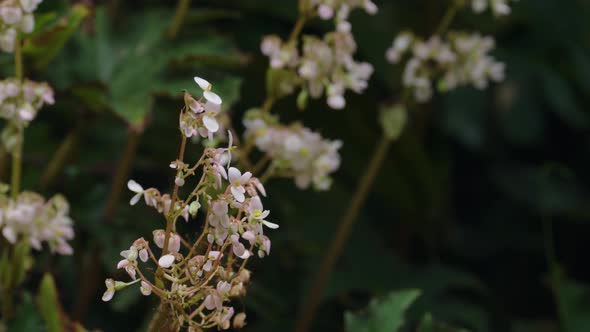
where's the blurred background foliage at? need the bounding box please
[2,0,590,331]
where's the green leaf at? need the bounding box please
[344,289,421,332]
[37,273,65,332]
[8,292,44,332]
[23,4,91,69]
[555,276,590,332]
[418,313,470,332]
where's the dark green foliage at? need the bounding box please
[4,0,590,331]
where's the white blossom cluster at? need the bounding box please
[0,0,43,52]
[471,0,515,16]
[261,29,373,109]
[103,76,276,331]
[386,31,505,102]
[243,109,342,191]
[0,78,54,127]
[301,0,377,32]
[0,187,74,255]
[180,77,224,140]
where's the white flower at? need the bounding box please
[158,254,176,268]
[204,281,231,310]
[140,281,152,296]
[228,167,252,203]
[202,101,221,133]
[102,279,116,302]
[127,180,144,205]
[194,76,222,105]
[247,196,278,229]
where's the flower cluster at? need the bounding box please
[103,77,277,331]
[180,77,224,140]
[386,31,505,102]
[0,0,43,52]
[0,186,74,255]
[471,0,515,16]
[301,0,378,31]
[243,109,342,191]
[261,29,373,109]
[0,78,54,129]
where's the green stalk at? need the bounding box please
[168,0,191,38]
[294,136,392,332]
[10,35,23,199]
[39,121,83,189]
[73,128,143,320]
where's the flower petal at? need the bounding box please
[130,193,142,206]
[158,254,175,268]
[127,180,143,193]
[231,186,245,203]
[204,90,222,105]
[203,115,219,133]
[140,281,152,296]
[262,220,279,229]
[228,167,241,183]
[194,76,211,90]
[102,289,115,302]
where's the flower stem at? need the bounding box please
[168,0,191,38]
[162,134,187,257]
[10,35,23,199]
[294,136,392,332]
[289,16,307,43]
[10,129,22,199]
[435,3,458,35]
[147,303,178,332]
[103,127,143,221]
[261,97,275,113]
[542,215,569,330]
[72,127,143,320]
[14,34,22,82]
[0,145,7,182]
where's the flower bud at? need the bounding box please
[233,313,247,329]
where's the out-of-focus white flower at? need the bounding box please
[0,79,54,127]
[243,110,342,191]
[471,0,515,16]
[0,192,74,255]
[386,31,506,102]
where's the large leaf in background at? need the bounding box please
[48,7,242,126]
[418,313,470,332]
[344,289,421,332]
[540,67,589,130]
[493,164,590,216]
[23,4,90,70]
[555,276,590,332]
[7,293,44,331]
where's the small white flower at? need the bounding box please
[127,180,144,205]
[248,196,278,229]
[228,167,252,203]
[140,281,152,296]
[194,76,222,105]
[102,279,116,302]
